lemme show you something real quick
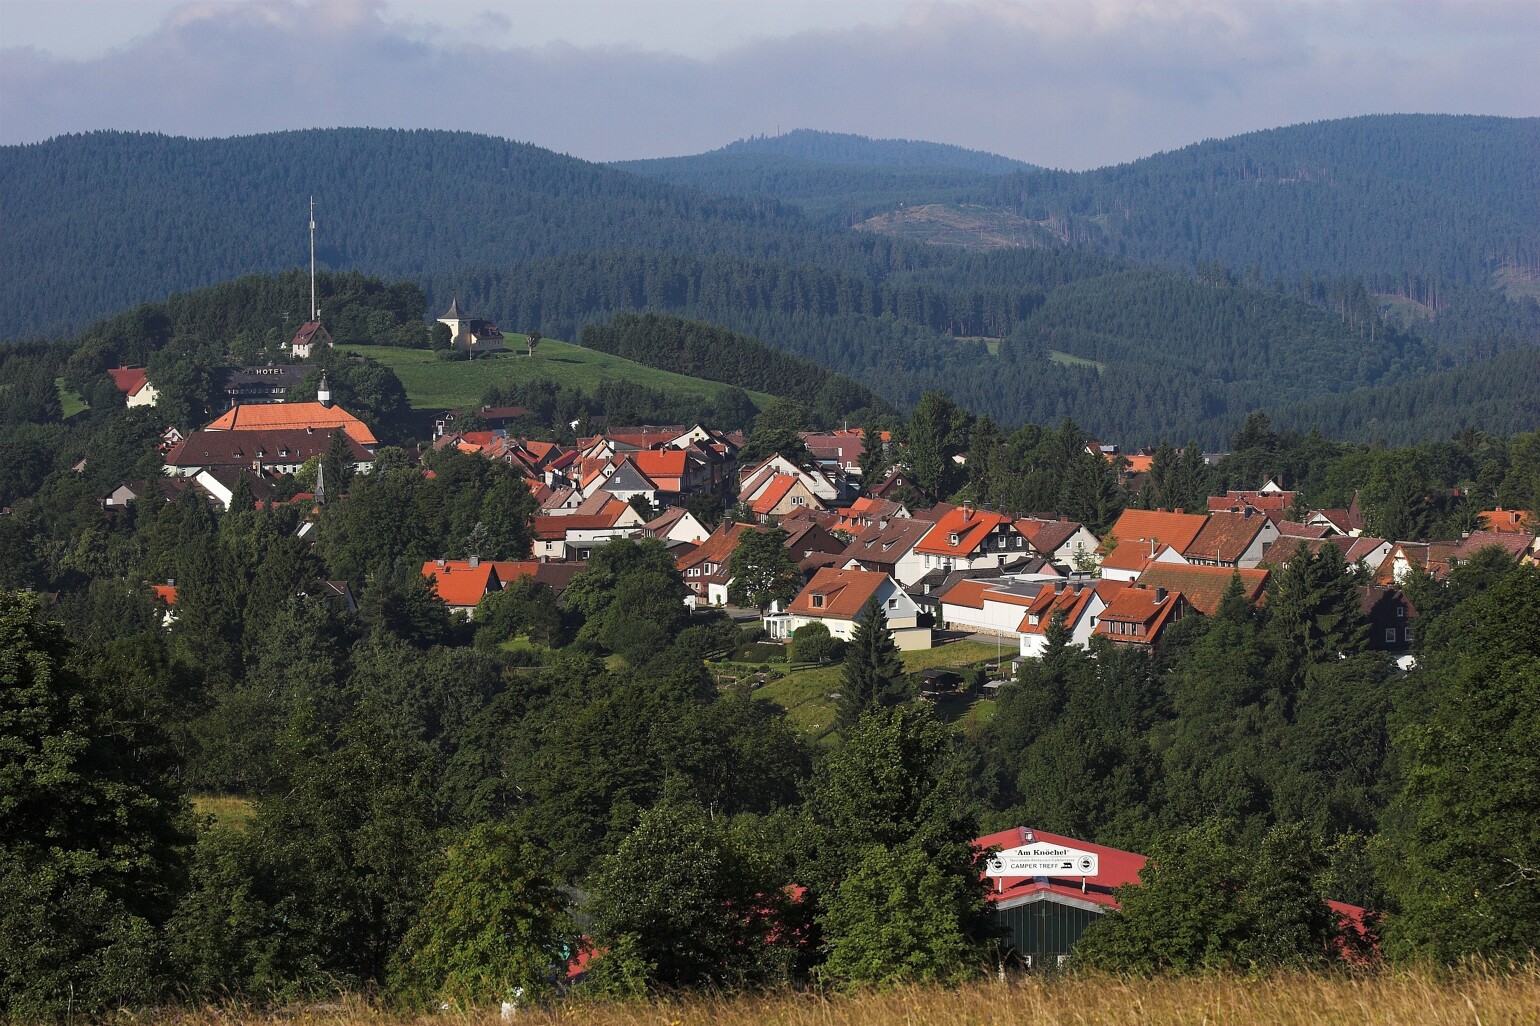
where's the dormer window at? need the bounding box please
[812,594,825,608]
[949,534,959,546]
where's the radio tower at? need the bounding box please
[309,196,318,322]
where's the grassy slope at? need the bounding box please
[338,339,776,411]
[756,639,1003,740]
[190,795,256,832]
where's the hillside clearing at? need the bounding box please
[337,340,775,411]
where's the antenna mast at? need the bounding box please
[308,196,317,322]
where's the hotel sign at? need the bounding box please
[985,841,1099,878]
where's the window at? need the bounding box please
[888,598,898,610]
[1385,628,1397,643]
[1397,606,1405,617]
[812,594,824,608]
[792,496,805,505]
[949,534,959,546]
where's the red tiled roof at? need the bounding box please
[1184,511,1269,564]
[1477,509,1535,534]
[786,567,891,620]
[630,449,689,485]
[750,474,801,515]
[1017,585,1098,635]
[1134,564,1269,615]
[108,367,150,397]
[151,584,178,605]
[420,560,501,608]
[915,506,1018,557]
[935,578,994,610]
[1100,510,1208,574]
[204,402,377,446]
[1095,585,1186,644]
[677,522,754,573]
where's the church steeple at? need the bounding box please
[442,296,464,320]
[317,373,332,408]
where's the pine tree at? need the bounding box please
[837,596,906,731]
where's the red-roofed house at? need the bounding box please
[744,473,823,521]
[678,522,756,606]
[1017,579,1113,658]
[1099,510,1208,582]
[1133,564,1268,615]
[1016,517,1101,568]
[108,367,159,408]
[1094,584,1187,648]
[1182,510,1280,569]
[898,505,1032,582]
[287,321,334,360]
[777,567,930,649]
[420,559,502,616]
[1478,508,1535,534]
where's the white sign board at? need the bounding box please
[985,841,1099,878]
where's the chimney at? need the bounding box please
[1054,580,1066,593]
[1154,587,1168,603]
[436,558,446,568]
[1173,507,1185,515]
[468,555,480,568]
[166,578,176,587]
[962,502,973,522]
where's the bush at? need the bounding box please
[792,622,844,664]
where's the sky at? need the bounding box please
[2,0,1536,168]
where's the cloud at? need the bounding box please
[2,0,1535,167]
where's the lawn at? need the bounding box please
[191,794,256,832]
[756,639,1004,740]
[55,377,88,418]
[337,340,775,411]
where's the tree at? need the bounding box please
[837,596,907,731]
[525,329,541,358]
[1382,565,1540,961]
[1073,820,1340,972]
[902,391,969,499]
[726,526,799,612]
[818,840,985,988]
[430,322,453,351]
[791,621,842,665]
[0,592,190,1020]
[857,421,892,486]
[388,824,576,1010]
[585,802,790,990]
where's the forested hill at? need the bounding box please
[637,116,1537,286]
[713,129,1035,173]
[0,128,926,340]
[971,115,1540,286]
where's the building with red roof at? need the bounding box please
[108,366,159,407]
[897,505,1032,582]
[775,567,930,649]
[420,559,502,615]
[1094,584,1188,647]
[1133,563,1268,616]
[1182,509,1280,569]
[1099,509,1208,581]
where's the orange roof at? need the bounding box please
[750,474,802,515]
[1134,564,1269,615]
[420,560,500,608]
[630,449,689,483]
[1184,511,1270,564]
[915,506,1017,557]
[1100,510,1208,573]
[1017,585,1098,635]
[204,402,377,447]
[1095,586,1185,645]
[1477,509,1535,534]
[678,522,753,572]
[787,567,891,620]
[151,584,177,605]
[936,578,994,610]
[1124,454,1154,473]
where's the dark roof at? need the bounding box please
[442,296,465,319]
[224,364,314,388]
[164,428,372,468]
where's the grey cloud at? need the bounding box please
[1,0,1534,167]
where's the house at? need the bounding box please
[800,429,869,476]
[1377,531,1534,584]
[298,579,357,613]
[1360,585,1416,654]
[743,473,824,521]
[530,496,646,561]
[1181,510,1280,569]
[643,507,712,547]
[897,504,1033,582]
[834,496,910,534]
[936,574,1069,638]
[1093,585,1187,648]
[1208,481,1296,517]
[739,454,847,504]
[149,581,178,628]
[1098,509,1208,582]
[486,560,586,598]
[918,668,965,702]
[221,365,314,408]
[287,321,334,359]
[1263,534,1392,576]
[163,428,373,478]
[420,558,502,616]
[839,518,935,584]
[1307,493,1365,536]
[107,367,159,408]
[437,297,505,353]
[868,466,924,502]
[191,467,280,511]
[1017,578,1124,658]
[774,567,930,650]
[1133,564,1269,616]
[678,522,756,606]
[203,392,377,449]
[1016,517,1101,569]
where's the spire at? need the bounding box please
[317,373,332,408]
[442,296,464,320]
[314,457,326,505]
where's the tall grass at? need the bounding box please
[131,964,1540,1026]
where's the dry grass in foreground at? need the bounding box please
[134,964,1540,1026]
